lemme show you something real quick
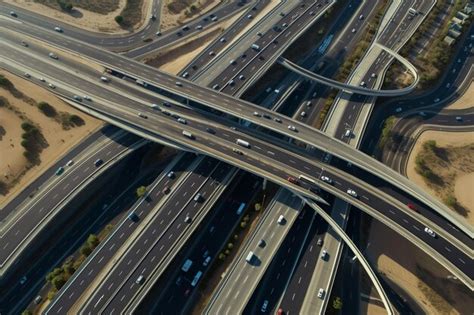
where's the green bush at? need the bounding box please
[136,186,147,198]
[87,234,99,248]
[80,244,93,257]
[38,101,57,117]
[115,15,124,24]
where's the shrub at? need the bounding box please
[136,186,147,198]
[38,101,57,117]
[80,245,92,257]
[87,234,99,248]
[115,15,124,24]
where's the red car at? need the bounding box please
[407,203,417,212]
[287,176,298,184]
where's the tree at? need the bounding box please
[80,244,92,257]
[333,296,343,310]
[227,242,234,250]
[240,221,247,229]
[22,310,33,315]
[218,253,226,260]
[46,267,63,283]
[254,203,261,212]
[115,15,124,24]
[233,234,238,240]
[136,186,147,198]
[51,275,66,290]
[87,234,99,248]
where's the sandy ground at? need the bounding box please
[366,220,473,315]
[0,71,103,207]
[5,0,151,34]
[160,0,221,32]
[406,130,474,225]
[445,81,474,110]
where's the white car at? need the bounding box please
[351,28,356,33]
[287,125,297,131]
[83,95,92,101]
[66,160,74,167]
[317,288,325,299]
[320,176,332,184]
[321,249,327,259]
[20,276,27,285]
[395,107,402,113]
[54,26,63,32]
[253,111,260,116]
[346,189,357,197]
[261,300,269,312]
[300,111,306,117]
[424,227,436,238]
[40,77,46,82]
[24,72,30,78]
[48,83,56,89]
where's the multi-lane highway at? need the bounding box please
[0,32,471,289]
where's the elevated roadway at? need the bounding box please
[0,37,471,289]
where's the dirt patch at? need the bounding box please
[0,71,103,206]
[445,81,474,110]
[5,0,151,33]
[366,220,473,315]
[406,130,474,223]
[160,0,221,32]
[32,0,121,14]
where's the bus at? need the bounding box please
[191,271,203,287]
[298,175,316,184]
[181,259,193,272]
[236,202,246,215]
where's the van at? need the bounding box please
[277,215,285,225]
[246,251,254,263]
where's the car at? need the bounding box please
[182,72,189,78]
[175,81,183,87]
[20,276,27,285]
[220,37,226,43]
[203,256,211,266]
[317,288,325,299]
[167,171,175,179]
[163,102,171,107]
[202,250,209,258]
[351,28,356,33]
[136,275,145,284]
[194,193,203,202]
[209,51,216,56]
[48,83,56,89]
[287,176,298,184]
[457,58,461,63]
[196,25,203,30]
[321,249,328,259]
[258,239,266,248]
[419,111,426,117]
[212,84,220,90]
[309,10,315,15]
[455,116,463,121]
[94,159,104,167]
[320,176,332,184]
[360,81,366,87]
[138,112,148,119]
[177,31,183,36]
[359,14,364,20]
[424,227,436,238]
[184,215,192,223]
[241,53,247,59]
[300,111,306,117]
[176,276,183,286]
[317,238,323,246]
[395,107,402,113]
[10,11,17,17]
[54,26,63,33]
[163,186,171,194]
[182,25,190,31]
[184,289,191,297]
[206,127,216,134]
[287,125,297,131]
[407,203,417,211]
[274,117,282,123]
[49,52,58,59]
[73,95,82,102]
[156,31,162,36]
[261,300,269,312]
[40,77,46,82]
[280,12,285,17]
[100,76,109,82]
[263,114,271,119]
[257,32,263,36]
[228,79,235,86]
[433,98,440,103]
[34,295,42,305]
[66,160,74,167]
[344,129,352,137]
[346,189,357,197]
[253,111,260,117]
[233,148,243,155]
[247,14,253,19]
[55,167,64,176]
[177,118,187,124]
[24,72,30,78]
[371,73,377,78]
[282,22,288,27]
[21,40,28,47]
[239,74,245,80]
[446,83,451,88]
[128,212,139,222]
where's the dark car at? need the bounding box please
[94,159,104,167]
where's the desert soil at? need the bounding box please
[4,0,151,34]
[0,71,103,207]
[406,130,474,225]
[445,81,474,110]
[366,220,473,315]
[160,0,221,32]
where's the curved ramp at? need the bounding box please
[278,43,419,96]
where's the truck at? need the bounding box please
[236,139,250,148]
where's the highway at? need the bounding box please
[0,0,250,53]
[205,189,303,314]
[3,13,466,244]
[0,130,145,274]
[0,35,471,288]
[44,152,200,313]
